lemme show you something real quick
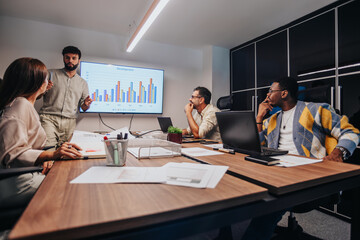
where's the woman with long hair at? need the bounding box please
[0,57,82,208]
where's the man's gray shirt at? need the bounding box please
[39,69,89,118]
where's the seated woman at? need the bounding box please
[0,57,82,209]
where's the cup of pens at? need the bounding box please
[104,134,128,166]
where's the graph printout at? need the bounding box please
[80,61,164,114]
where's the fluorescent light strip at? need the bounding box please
[126,0,170,52]
[298,62,360,77]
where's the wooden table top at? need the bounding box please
[182,143,360,195]
[9,154,267,240]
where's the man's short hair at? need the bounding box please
[276,77,298,100]
[62,46,82,59]
[194,86,211,104]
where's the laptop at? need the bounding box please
[157,117,173,133]
[215,111,288,156]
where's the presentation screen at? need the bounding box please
[80,61,164,114]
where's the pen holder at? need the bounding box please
[104,139,128,166]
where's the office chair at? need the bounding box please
[214,95,234,239]
[0,166,43,231]
[216,95,234,111]
[273,194,341,240]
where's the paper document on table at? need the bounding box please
[70,166,166,184]
[70,130,106,158]
[128,147,181,159]
[70,163,228,188]
[181,147,224,157]
[202,143,224,149]
[163,162,228,188]
[176,162,228,188]
[275,155,322,167]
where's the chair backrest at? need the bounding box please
[298,84,330,104]
[0,166,43,231]
[216,95,234,111]
[0,166,43,180]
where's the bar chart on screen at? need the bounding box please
[80,61,164,114]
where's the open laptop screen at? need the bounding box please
[215,111,262,155]
[157,117,173,133]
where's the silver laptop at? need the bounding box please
[215,111,288,156]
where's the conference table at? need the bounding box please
[9,141,360,240]
[9,154,267,240]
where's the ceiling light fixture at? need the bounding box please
[126,0,170,52]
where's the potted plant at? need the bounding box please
[167,126,182,144]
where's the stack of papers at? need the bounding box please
[70,162,228,189]
[70,130,106,158]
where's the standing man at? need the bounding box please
[39,46,92,149]
[182,86,221,141]
[242,77,360,240]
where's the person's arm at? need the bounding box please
[184,103,200,138]
[323,147,344,162]
[81,95,93,112]
[320,105,360,162]
[256,96,273,132]
[197,111,217,139]
[35,142,83,165]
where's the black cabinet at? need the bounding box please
[289,10,335,80]
[231,44,255,91]
[256,31,288,87]
[232,90,255,111]
[338,0,360,69]
[339,74,360,129]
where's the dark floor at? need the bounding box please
[180,210,350,240]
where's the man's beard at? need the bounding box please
[64,62,79,71]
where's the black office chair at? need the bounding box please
[216,95,234,111]
[0,166,43,231]
[273,194,341,240]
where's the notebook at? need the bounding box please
[157,117,173,133]
[215,111,288,156]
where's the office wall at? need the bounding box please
[212,46,230,103]
[0,15,223,132]
[202,46,230,106]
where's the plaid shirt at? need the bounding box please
[259,101,360,159]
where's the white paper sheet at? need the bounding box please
[70,166,166,184]
[163,162,214,188]
[178,162,228,188]
[202,144,224,149]
[70,130,106,158]
[71,163,228,188]
[181,147,224,157]
[275,155,323,167]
